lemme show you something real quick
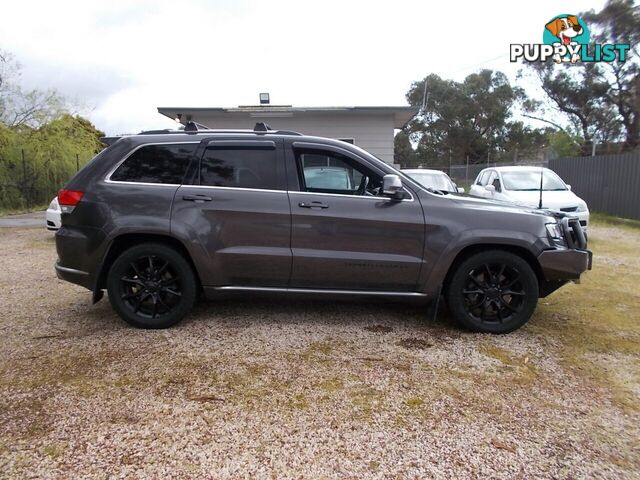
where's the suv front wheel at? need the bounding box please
[107,243,197,329]
[445,250,539,334]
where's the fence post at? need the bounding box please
[21,149,29,208]
[465,155,469,183]
[76,153,80,171]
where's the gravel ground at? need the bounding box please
[0,225,639,479]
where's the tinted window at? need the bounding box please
[111,144,196,184]
[200,147,279,190]
[296,149,382,196]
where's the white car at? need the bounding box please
[469,166,589,229]
[402,169,465,194]
[46,196,62,231]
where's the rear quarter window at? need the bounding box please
[110,143,197,184]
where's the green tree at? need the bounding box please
[521,62,620,155]
[0,115,104,209]
[393,131,417,167]
[522,0,640,153]
[0,49,65,128]
[406,70,521,165]
[583,0,640,149]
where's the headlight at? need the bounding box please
[576,202,588,212]
[546,222,566,247]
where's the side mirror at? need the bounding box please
[484,184,496,194]
[457,187,465,194]
[492,179,502,192]
[566,184,572,191]
[383,174,404,199]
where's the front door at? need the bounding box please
[286,143,425,291]
[172,139,291,287]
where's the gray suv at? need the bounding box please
[55,123,591,333]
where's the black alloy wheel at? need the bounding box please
[107,243,197,328]
[446,250,539,333]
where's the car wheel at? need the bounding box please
[445,250,539,334]
[107,243,197,329]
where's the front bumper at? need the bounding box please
[538,248,592,281]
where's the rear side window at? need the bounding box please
[110,143,196,184]
[200,147,279,190]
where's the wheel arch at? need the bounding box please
[95,233,202,293]
[441,243,545,295]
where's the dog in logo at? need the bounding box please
[545,15,583,63]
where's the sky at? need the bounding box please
[0,0,607,135]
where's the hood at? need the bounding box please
[445,193,560,219]
[503,190,584,210]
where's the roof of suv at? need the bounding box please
[101,121,305,146]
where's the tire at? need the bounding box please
[107,243,197,329]
[445,250,539,334]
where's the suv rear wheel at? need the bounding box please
[107,243,197,329]
[445,250,539,334]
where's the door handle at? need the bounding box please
[299,201,329,209]
[183,194,213,202]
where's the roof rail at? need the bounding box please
[100,136,123,146]
[253,121,302,136]
[254,122,271,132]
[184,121,211,133]
[137,122,303,137]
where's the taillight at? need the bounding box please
[58,189,84,213]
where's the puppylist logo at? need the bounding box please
[511,14,630,64]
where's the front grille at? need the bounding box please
[561,217,587,249]
[560,206,578,212]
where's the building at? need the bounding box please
[157,101,417,165]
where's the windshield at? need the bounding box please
[406,172,455,191]
[501,170,567,191]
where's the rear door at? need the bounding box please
[171,138,291,287]
[285,141,425,291]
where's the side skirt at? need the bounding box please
[203,286,429,301]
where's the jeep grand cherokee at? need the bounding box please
[55,123,592,333]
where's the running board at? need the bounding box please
[210,286,428,297]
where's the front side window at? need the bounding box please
[110,143,196,184]
[296,149,382,196]
[200,147,279,190]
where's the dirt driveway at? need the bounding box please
[0,223,638,479]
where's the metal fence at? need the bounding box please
[445,159,548,185]
[549,152,640,221]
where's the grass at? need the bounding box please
[590,211,640,230]
[529,214,640,412]
[0,204,48,217]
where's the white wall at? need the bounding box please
[190,113,396,164]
